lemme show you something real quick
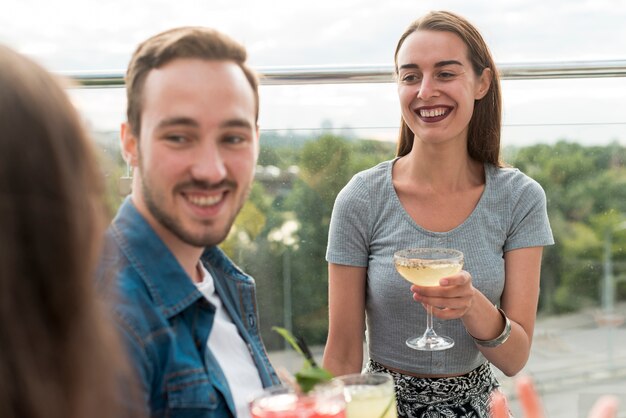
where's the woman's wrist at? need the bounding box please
[469,307,512,348]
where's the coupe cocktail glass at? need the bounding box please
[334,373,397,418]
[393,248,464,351]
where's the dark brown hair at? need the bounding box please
[394,11,503,166]
[125,26,259,136]
[0,44,134,418]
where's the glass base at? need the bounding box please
[406,335,454,351]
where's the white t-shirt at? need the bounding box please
[196,265,264,418]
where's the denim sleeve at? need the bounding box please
[114,310,153,415]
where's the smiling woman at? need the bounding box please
[395,29,494,155]
[323,11,553,418]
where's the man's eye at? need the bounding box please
[225,135,246,144]
[165,135,187,143]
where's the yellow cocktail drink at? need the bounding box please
[335,373,397,418]
[395,262,462,286]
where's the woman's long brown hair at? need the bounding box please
[394,11,503,167]
[0,44,136,418]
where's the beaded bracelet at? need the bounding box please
[471,307,512,348]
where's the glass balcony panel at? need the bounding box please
[65,65,626,418]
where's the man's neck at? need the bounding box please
[156,232,205,283]
[168,243,205,283]
[131,196,205,283]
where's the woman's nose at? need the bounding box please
[417,77,436,100]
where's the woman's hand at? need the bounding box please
[490,376,619,418]
[410,270,475,320]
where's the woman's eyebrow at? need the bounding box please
[398,60,463,71]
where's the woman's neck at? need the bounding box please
[396,143,484,193]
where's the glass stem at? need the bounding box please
[424,304,437,339]
[426,304,434,331]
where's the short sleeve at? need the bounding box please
[504,176,554,252]
[325,175,372,267]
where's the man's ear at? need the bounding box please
[255,123,261,157]
[120,122,139,167]
[475,67,493,100]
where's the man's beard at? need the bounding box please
[141,174,245,248]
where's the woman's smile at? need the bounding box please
[415,105,453,122]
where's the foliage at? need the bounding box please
[509,141,626,313]
[272,326,333,393]
[283,134,358,344]
[101,130,626,348]
[221,182,268,259]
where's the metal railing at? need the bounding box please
[63,59,626,88]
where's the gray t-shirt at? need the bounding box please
[326,159,554,375]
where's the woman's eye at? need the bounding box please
[439,72,455,79]
[402,74,420,83]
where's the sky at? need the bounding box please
[1,0,626,147]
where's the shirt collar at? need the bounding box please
[110,197,204,318]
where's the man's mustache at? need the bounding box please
[174,178,237,192]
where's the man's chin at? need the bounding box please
[176,227,230,248]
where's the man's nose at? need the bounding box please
[190,140,227,183]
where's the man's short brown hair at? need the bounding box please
[125,26,259,136]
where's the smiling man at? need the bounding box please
[97,27,279,418]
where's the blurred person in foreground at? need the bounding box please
[0,44,136,418]
[490,375,619,418]
[96,26,279,417]
[323,10,553,417]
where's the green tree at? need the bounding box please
[283,134,354,344]
[509,140,626,314]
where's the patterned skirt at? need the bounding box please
[365,359,502,418]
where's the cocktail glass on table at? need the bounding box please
[334,373,397,418]
[393,248,464,351]
[250,381,346,418]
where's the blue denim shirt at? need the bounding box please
[97,198,279,417]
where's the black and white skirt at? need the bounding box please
[365,359,502,418]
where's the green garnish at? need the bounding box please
[272,326,334,393]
